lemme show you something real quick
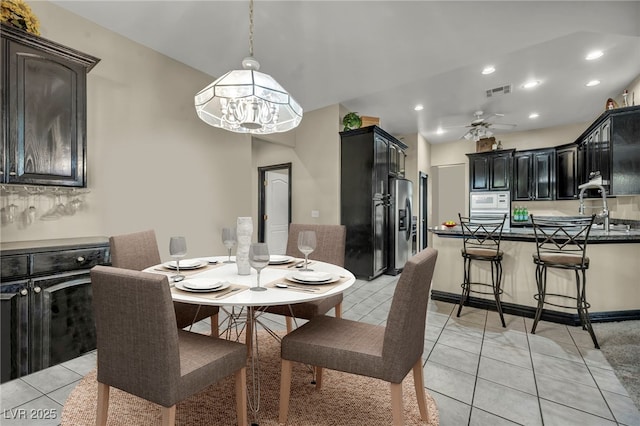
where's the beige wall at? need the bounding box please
[1,1,252,258]
[252,104,342,226]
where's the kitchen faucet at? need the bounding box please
[578,174,609,232]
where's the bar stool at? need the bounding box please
[530,214,599,348]
[457,213,507,327]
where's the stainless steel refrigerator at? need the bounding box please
[387,178,414,275]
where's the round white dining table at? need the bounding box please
[145,255,356,307]
[144,255,356,425]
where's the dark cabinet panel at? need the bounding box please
[556,144,579,200]
[340,126,407,279]
[610,110,640,195]
[512,149,555,201]
[467,150,514,192]
[1,24,99,187]
[577,105,640,196]
[0,238,109,383]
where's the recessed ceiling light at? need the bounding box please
[414,104,424,111]
[523,80,541,89]
[482,66,495,75]
[529,113,539,119]
[585,50,603,61]
[586,80,601,87]
[436,127,444,135]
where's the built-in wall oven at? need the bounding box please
[469,191,511,230]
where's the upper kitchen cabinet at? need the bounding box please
[512,148,555,201]
[556,143,579,200]
[1,24,100,187]
[578,105,640,196]
[467,149,514,191]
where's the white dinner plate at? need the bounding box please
[182,279,223,291]
[268,255,295,265]
[163,259,207,270]
[175,281,231,293]
[285,272,340,285]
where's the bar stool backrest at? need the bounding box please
[530,215,596,269]
[458,213,507,257]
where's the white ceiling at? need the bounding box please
[51,1,640,143]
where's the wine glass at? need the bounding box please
[221,227,237,263]
[297,230,317,271]
[248,243,269,292]
[169,236,187,282]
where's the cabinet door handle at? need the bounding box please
[20,289,28,296]
[33,286,41,294]
[76,256,85,262]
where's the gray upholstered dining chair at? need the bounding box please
[278,247,438,425]
[263,223,346,332]
[109,230,220,336]
[91,266,247,426]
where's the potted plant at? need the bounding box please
[342,112,362,131]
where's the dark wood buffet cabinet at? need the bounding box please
[467,105,640,199]
[1,23,100,187]
[0,238,109,383]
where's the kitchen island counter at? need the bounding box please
[428,226,640,323]
[430,224,640,243]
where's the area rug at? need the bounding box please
[594,320,640,409]
[61,331,439,425]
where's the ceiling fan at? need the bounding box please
[448,110,517,141]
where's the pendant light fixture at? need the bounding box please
[194,0,303,134]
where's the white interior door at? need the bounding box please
[265,169,289,254]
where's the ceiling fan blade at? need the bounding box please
[490,123,517,129]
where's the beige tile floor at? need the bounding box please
[1,273,639,425]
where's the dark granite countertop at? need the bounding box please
[429,226,640,244]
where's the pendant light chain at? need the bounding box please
[248,0,254,57]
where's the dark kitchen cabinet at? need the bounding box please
[1,24,100,187]
[0,237,109,383]
[512,148,555,201]
[577,105,640,196]
[556,143,579,200]
[340,126,407,279]
[467,149,514,191]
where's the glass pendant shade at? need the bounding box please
[195,60,303,134]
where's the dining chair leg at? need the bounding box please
[161,405,176,426]
[335,302,343,318]
[235,367,247,426]
[279,359,293,424]
[285,316,294,333]
[96,382,109,426]
[315,366,323,389]
[210,313,219,337]
[390,382,404,426]
[412,359,428,421]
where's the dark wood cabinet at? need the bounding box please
[467,149,514,191]
[340,126,407,279]
[512,148,555,201]
[1,24,99,187]
[556,144,579,200]
[577,105,640,196]
[0,238,109,383]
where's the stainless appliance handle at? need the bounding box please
[405,198,413,240]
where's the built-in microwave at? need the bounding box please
[469,191,511,229]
